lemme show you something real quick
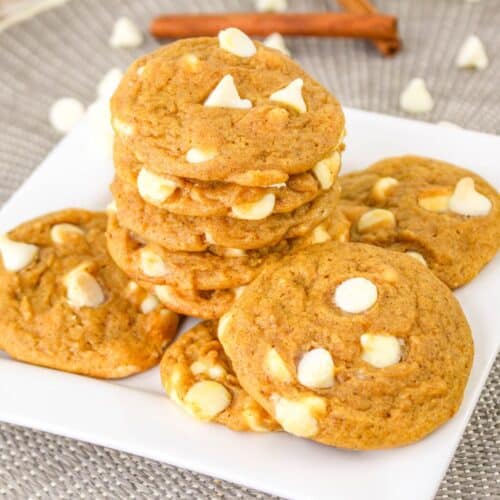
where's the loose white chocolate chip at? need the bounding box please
[372,177,399,203]
[255,0,288,12]
[137,168,177,204]
[231,193,276,220]
[264,348,292,382]
[49,97,85,134]
[204,75,252,109]
[217,312,233,342]
[140,293,160,314]
[406,251,428,267]
[218,27,256,58]
[312,151,341,189]
[360,334,402,368]
[456,35,488,70]
[64,265,105,308]
[263,32,290,55]
[139,249,167,277]
[310,224,331,244]
[186,147,217,164]
[269,78,306,113]
[112,118,134,136]
[97,68,123,99]
[272,395,325,438]
[448,177,492,216]
[418,192,451,213]
[297,348,334,389]
[184,380,231,420]
[334,277,378,314]
[399,78,434,114]
[109,17,143,48]
[357,209,396,233]
[50,224,84,244]
[0,235,39,272]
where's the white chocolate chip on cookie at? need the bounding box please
[357,208,396,233]
[372,177,399,203]
[310,224,331,244]
[112,118,134,137]
[264,348,292,382]
[312,151,341,189]
[418,191,451,213]
[272,395,326,437]
[181,53,200,71]
[334,277,378,314]
[140,293,160,314]
[184,380,231,420]
[448,177,492,216]
[50,223,84,244]
[64,264,105,308]
[218,28,256,58]
[360,334,402,368]
[406,251,428,267]
[204,75,252,109]
[232,193,276,220]
[186,147,217,164]
[263,32,290,56]
[270,78,306,113]
[137,168,177,204]
[217,312,233,342]
[139,249,167,277]
[0,235,39,272]
[297,348,335,389]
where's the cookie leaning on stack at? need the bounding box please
[107,29,346,319]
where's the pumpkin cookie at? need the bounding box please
[111,35,345,183]
[111,177,340,251]
[340,156,500,288]
[0,209,179,378]
[161,321,279,432]
[114,138,337,217]
[219,242,473,450]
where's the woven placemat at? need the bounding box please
[0,1,498,498]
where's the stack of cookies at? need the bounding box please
[106,29,346,319]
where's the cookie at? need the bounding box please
[161,321,279,432]
[114,138,334,217]
[0,209,179,378]
[111,36,345,183]
[340,156,500,288]
[106,209,350,291]
[111,176,340,251]
[218,242,473,450]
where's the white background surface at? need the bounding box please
[0,108,499,500]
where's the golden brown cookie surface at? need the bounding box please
[340,156,500,288]
[219,242,473,450]
[111,37,345,183]
[161,321,279,432]
[0,210,179,378]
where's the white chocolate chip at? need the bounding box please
[222,248,247,257]
[418,192,451,213]
[406,251,428,267]
[136,65,145,76]
[234,286,247,299]
[204,75,252,109]
[217,312,233,342]
[140,293,160,314]
[334,277,378,314]
[184,380,231,420]
[456,35,488,70]
[357,209,396,233]
[190,361,225,380]
[112,118,134,136]
[263,32,290,56]
[87,98,114,159]
[372,177,399,203]
[109,17,143,48]
[49,97,84,134]
[272,395,325,438]
[185,147,217,164]
[297,348,334,389]
[139,249,167,277]
[0,235,39,272]
[360,334,402,368]
[243,405,273,432]
[231,193,276,220]
[50,224,84,244]
[106,200,117,213]
[137,168,177,204]
[97,68,123,99]
[310,224,331,244]
[264,348,292,382]
[255,0,288,12]
[312,151,341,190]
[64,264,105,308]
[181,54,200,71]
[448,177,492,216]
[399,78,434,114]
[218,27,256,58]
[269,78,306,113]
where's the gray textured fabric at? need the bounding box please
[0,0,499,498]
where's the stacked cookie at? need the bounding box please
[106,29,346,319]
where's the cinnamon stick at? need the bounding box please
[150,12,398,40]
[337,0,401,55]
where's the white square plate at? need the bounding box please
[0,108,498,500]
